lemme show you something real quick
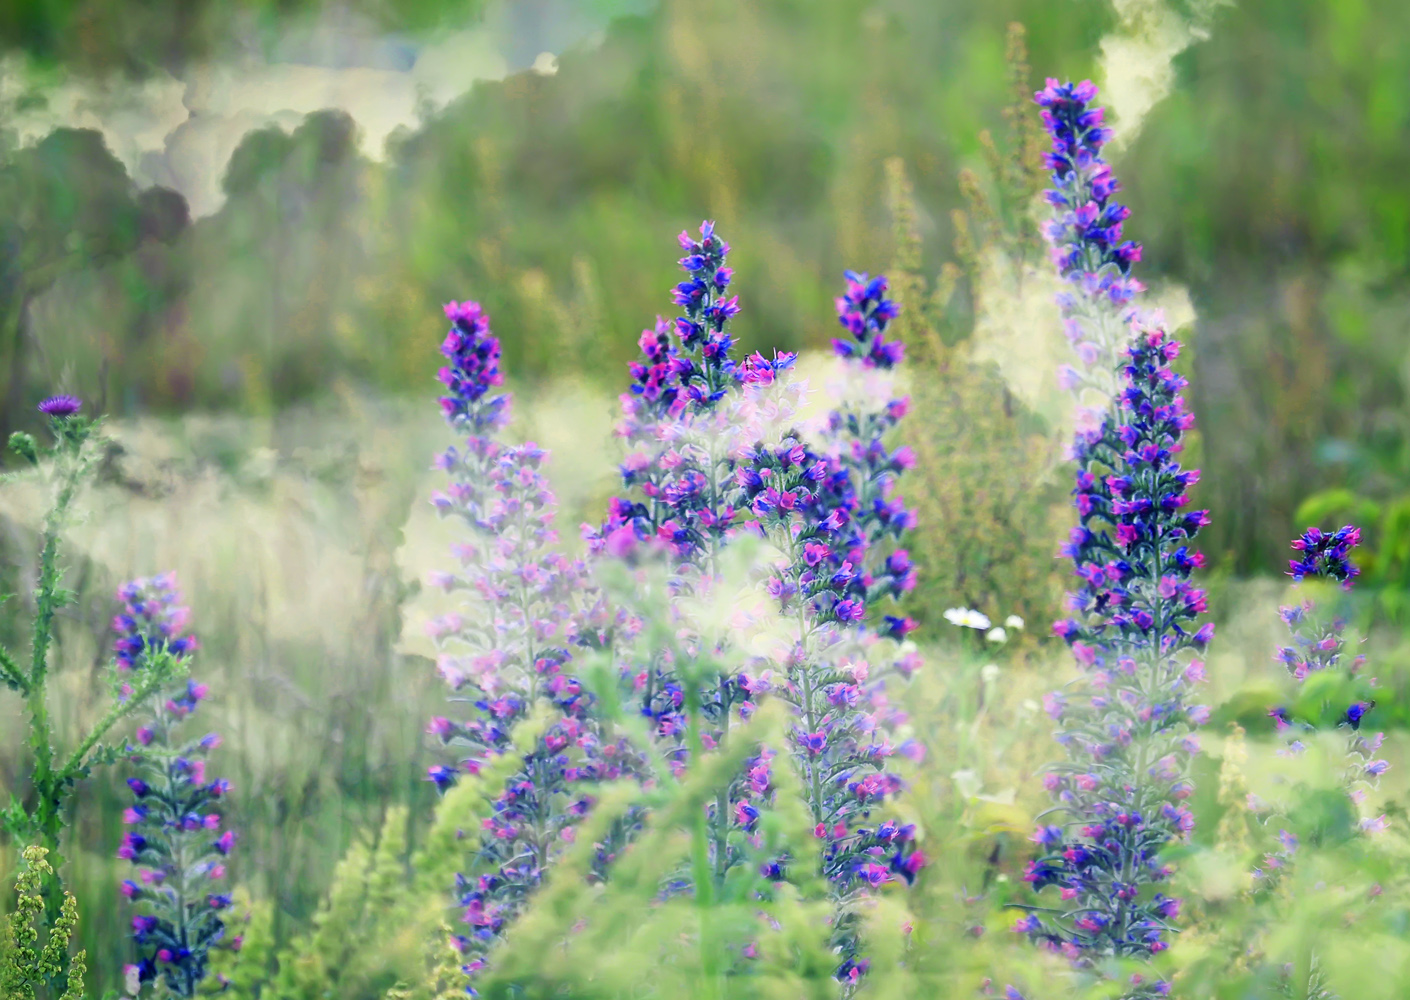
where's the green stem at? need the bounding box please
[685,686,721,1000]
[15,436,98,918]
[797,631,825,828]
[58,659,178,783]
[28,543,63,846]
[711,697,730,892]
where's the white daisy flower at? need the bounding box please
[944,607,991,630]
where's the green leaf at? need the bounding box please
[1293,487,1381,529]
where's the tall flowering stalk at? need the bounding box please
[595,220,743,582]
[813,272,926,979]
[425,300,641,987]
[113,574,236,996]
[1014,80,1212,1000]
[593,232,928,970]
[1215,528,1380,1000]
[732,291,924,982]
[1,398,184,919]
[587,223,770,890]
[1263,526,1387,848]
[821,271,920,641]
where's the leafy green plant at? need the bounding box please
[0,402,184,909]
[219,714,545,1000]
[885,27,1069,638]
[0,846,86,1000]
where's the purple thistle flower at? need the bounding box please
[115,578,233,997]
[37,394,82,417]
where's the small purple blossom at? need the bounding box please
[1287,524,1361,587]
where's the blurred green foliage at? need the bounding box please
[885,24,1069,636]
[1122,0,1410,573]
[0,0,488,75]
[3,0,1112,407]
[2,0,1405,588]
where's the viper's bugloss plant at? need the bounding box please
[1013,80,1212,1000]
[733,271,925,983]
[112,574,200,676]
[1180,526,1386,1000]
[425,300,643,987]
[586,223,770,890]
[114,574,236,996]
[0,846,86,1000]
[1263,526,1387,842]
[821,271,919,640]
[0,399,186,914]
[592,231,929,974]
[589,221,745,580]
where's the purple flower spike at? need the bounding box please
[438,300,509,433]
[588,223,746,568]
[833,271,903,369]
[111,574,197,673]
[1019,83,1205,1000]
[116,578,234,996]
[1034,79,1135,284]
[729,268,924,982]
[427,296,649,990]
[1264,526,1386,853]
[38,395,82,417]
[1035,80,1146,392]
[583,224,770,928]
